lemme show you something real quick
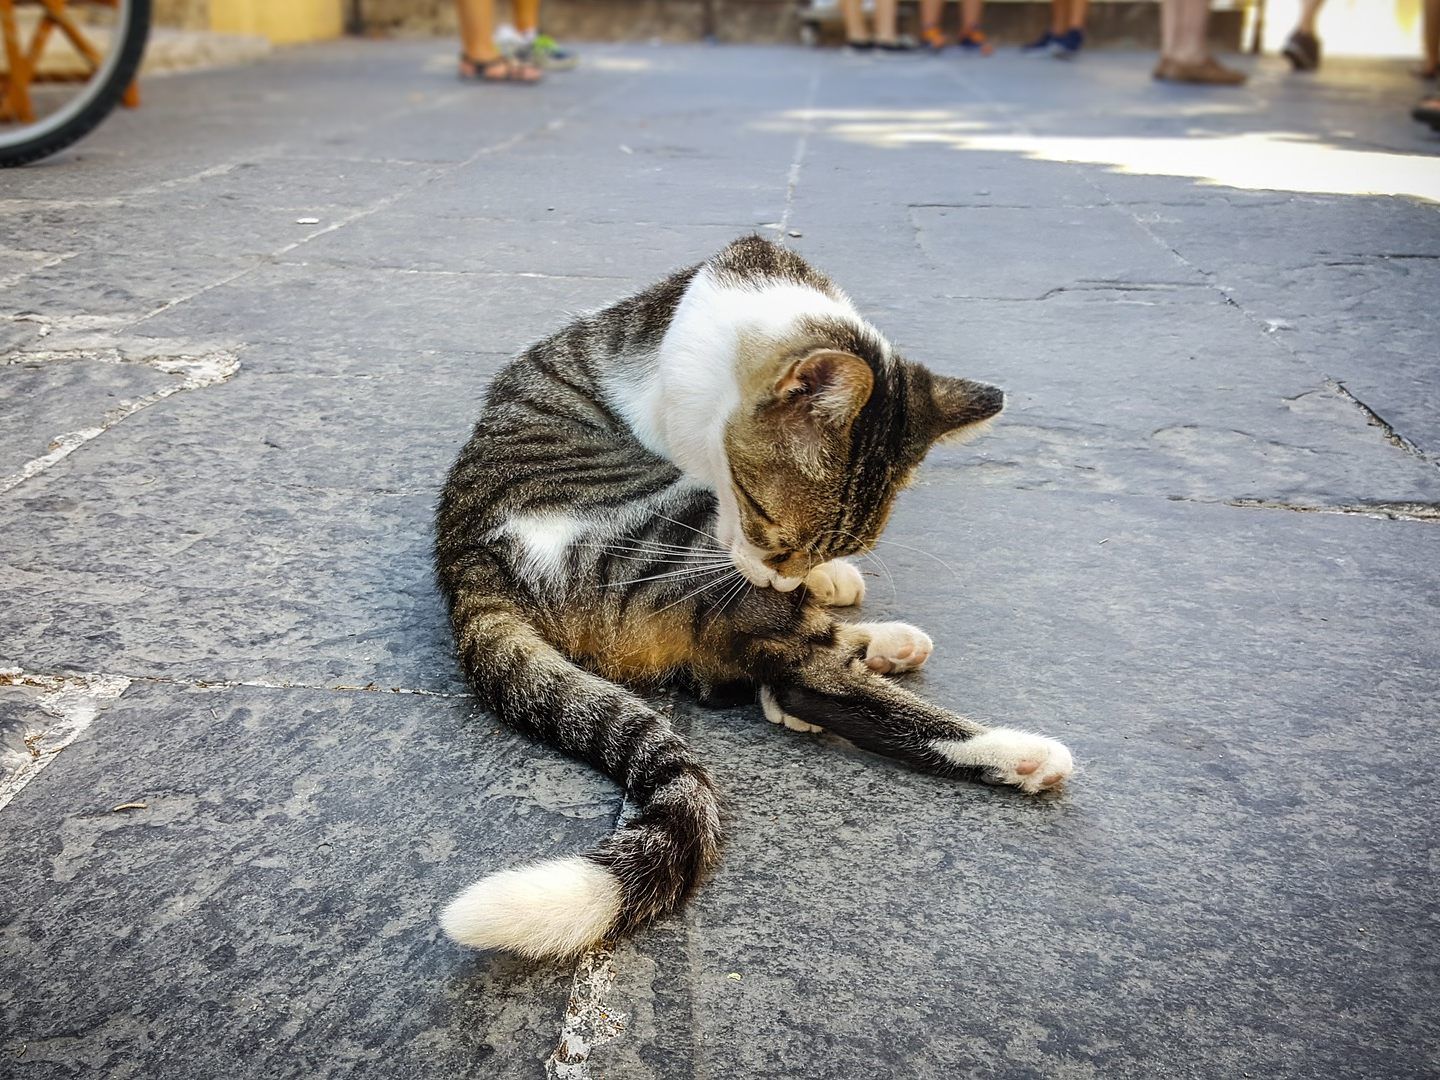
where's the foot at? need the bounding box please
[849,621,933,674]
[920,26,947,51]
[805,560,866,606]
[459,54,543,83]
[760,685,823,733]
[1414,95,1440,131]
[932,728,1075,793]
[876,35,920,52]
[957,27,994,55]
[518,33,578,71]
[1282,29,1320,71]
[1051,28,1084,59]
[1153,56,1246,85]
[1022,29,1058,54]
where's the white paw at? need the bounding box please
[855,621,933,674]
[759,686,824,733]
[932,728,1074,794]
[805,560,866,607]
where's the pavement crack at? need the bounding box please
[0,669,131,812]
[1328,378,1434,464]
[1228,498,1440,522]
[778,62,822,239]
[546,945,627,1079]
[0,349,240,496]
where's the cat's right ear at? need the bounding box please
[774,351,874,428]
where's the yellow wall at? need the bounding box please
[209,0,344,43]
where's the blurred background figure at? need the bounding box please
[1281,0,1325,70]
[919,0,993,53]
[455,0,542,82]
[1420,0,1440,78]
[839,0,916,49]
[1022,0,1090,58]
[1154,0,1246,84]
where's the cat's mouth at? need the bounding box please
[730,544,805,593]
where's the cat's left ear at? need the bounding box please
[775,351,875,427]
[919,369,1006,444]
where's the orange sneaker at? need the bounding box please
[920,25,948,51]
[957,27,994,55]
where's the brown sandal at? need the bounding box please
[459,53,543,84]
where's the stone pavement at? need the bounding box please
[2,40,1438,1080]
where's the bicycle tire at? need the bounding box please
[0,0,152,168]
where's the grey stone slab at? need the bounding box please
[875,290,1440,507]
[132,262,649,372]
[402,147,787,227]
[297,212,752,277]
[0,471,459,693]
[594,487,1440,1080]
[0,355,175,481]
[2,249,259,324]
[909,204,1206,300]
[0,679,608,1079]
[66,365,500,495]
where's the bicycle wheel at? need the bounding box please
[0,0,152,168]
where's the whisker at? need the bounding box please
[872,537,959,580]
[836,527,897,602]
[598,563,735,589]
[651,511,722,544]
[652,567,740,616]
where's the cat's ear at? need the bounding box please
[921,371,1006,444]
[774,351,874,427]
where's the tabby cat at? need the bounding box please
[434,235,1073,960]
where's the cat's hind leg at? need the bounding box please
[837,621,933,674]
[764,650,1073,794]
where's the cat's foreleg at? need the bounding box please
[803,559,866,606]
[764,653,1073,794]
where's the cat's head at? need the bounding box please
[718,317,1003,592]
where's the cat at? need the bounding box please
[433,235,1073,960]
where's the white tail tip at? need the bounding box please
[440,857,623,960]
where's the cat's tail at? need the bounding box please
[438,601,722,960]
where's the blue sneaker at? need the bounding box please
[1050,28,1084,58]
[1023,30,1057,55]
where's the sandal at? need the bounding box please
[458,53,542,83]
[1414,95,1440,131]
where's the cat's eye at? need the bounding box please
[732,479,776,525]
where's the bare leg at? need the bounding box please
[456,0,499,61]
[1066,0,1090,31]
[840,0,868,42]
[920,0,944,41]
[874,0,899,43]
[1168,0,1210,66]
[512,0,540,34]
[1425,0,1440,74]
[961,0,984,32]
[1293,0,1324,36]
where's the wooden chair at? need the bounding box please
[0,0,138,126]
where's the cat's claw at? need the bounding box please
[759,686,824,733]
[805,560,866,607]
[932,728,1075,794]
[856,621,933,674]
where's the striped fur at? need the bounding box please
[434,235,1069,959]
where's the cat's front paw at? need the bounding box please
[805,560,866,607]
[932,728,1074,793]
[854,621,933,674]
[760,686,824,733]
